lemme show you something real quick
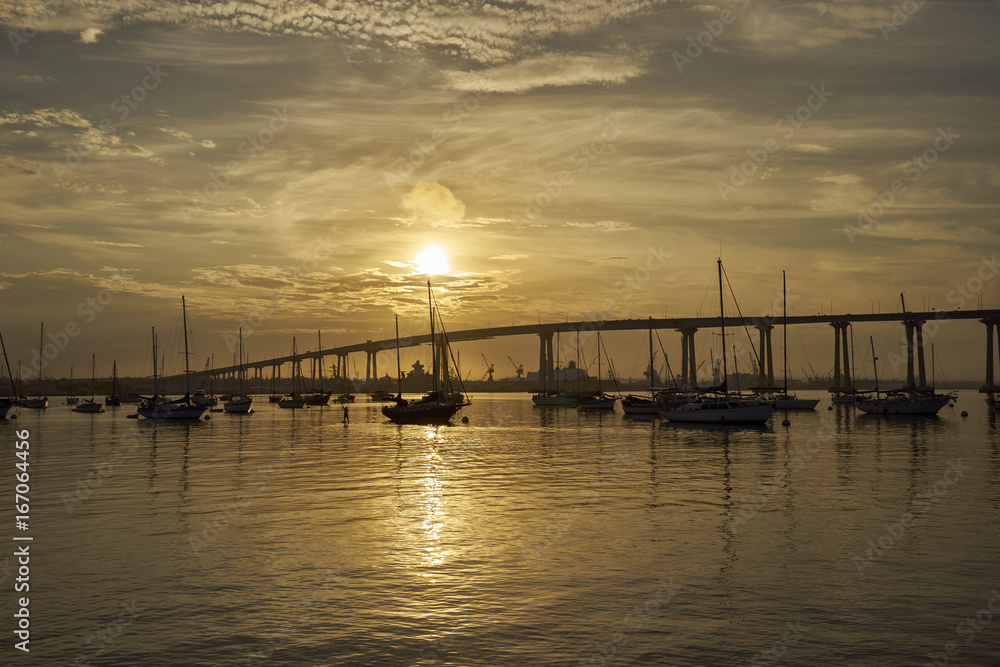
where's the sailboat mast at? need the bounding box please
[0,330,17,395]
[181,296,191,398]
[38,322,43,395]
[648,317,655,392]
[718,259,727,389]
[238,327,244,394]
[427,281,438,393]
[151,327,158,399]
[394,315,402,396]
[869,336,880,394]
[783,270,788,392]
[596,332,602,394]
[91,353,96,400]
[317,330,324,392]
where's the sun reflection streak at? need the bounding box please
[419,443,448,571]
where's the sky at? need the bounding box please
[1,0,998,385]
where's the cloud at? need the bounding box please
[92,241,142,248]
[400,182,465,227]
[811,174,862,185]
[788,144,834,154]
[79,28,103,43]
[489,254,529,261]
[564,220,638,232]
[0,108,92,129]
[444,52,648,93]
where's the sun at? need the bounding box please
[414,246,450,275]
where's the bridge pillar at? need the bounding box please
[830,322,850,391]
[538,332,553,391]
[841,323,851,390]
[755,324,774,387]
[915,321,927,389]
[678,327,697,388]
[904,322,916,388]
[983,319,999,390]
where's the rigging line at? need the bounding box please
[719,261,764,372]
[654,328,680,390]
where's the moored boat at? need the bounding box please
[136,297,208,421]
[223,327,253,414]
[74,353,105,413]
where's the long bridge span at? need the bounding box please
[169,308,1000,393]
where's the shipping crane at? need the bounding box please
[507,355,524,379]
[481,353,495,382]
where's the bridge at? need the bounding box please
[168,308,1000,395]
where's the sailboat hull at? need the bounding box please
[137,398,208,420]
[578,396,617,410]
[223,395,253,413]
[856,394,950,415]
[73,400,104,413]
[773,396,820,410]
[381,400,466,424]
[621,395,659,415]
[0,401,14,419]
[660,401,774,424]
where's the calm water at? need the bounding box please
[2,391,999,666]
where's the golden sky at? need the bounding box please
[1,1,998,382]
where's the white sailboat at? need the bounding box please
[136,296,208,421]
[224,327,253,414]
[73,354,105,413]
[659,259,774,424]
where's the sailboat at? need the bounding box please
[104,360,123,406]
[224,327,253,413]
[578,332,617,410]
[772,272,819,410]
[659,260,774,424]
[382,282,470,424]
[74,354,105,413]
[136,296,209,420]
[305,331,333,405]
[855,334,951,415]
[278,338,306,409]
[622,318,662,415]
[23,323,48,409]
[0,329,18,419]
[66,365,79,405]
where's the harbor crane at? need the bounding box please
[481,353,495,382]
[507,355,524,379]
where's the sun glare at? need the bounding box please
[414,246,450,275]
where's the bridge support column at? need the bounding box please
[755,324,774,387]
[904,322,916,388]
[915,321,927,389]
[830,322,850,392]
[983,318,999,390]
[678,327,697,388]
[538,332,553,391]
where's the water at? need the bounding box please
[2,391,999,666]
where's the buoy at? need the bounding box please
[10,414,16,419]
[126,413,139,419]
[827,405,833,410]
[461,416,469,423]
[248,409,254,414]
[782,418,790,426]
[961,410,968,417]
[204,415,211,420]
